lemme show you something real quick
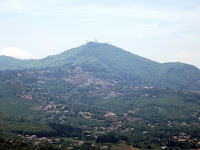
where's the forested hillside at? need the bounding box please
[0,66,200,149]
[0,42,200,91]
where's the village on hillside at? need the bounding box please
[14,66,200,148]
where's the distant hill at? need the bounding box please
[0,42,200,91]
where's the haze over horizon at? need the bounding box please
[0,0,200,68]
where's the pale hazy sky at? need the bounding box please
[0,0,200,68]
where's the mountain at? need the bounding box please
[0,42,200,90]
[1,42,200,149]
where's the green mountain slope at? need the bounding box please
[0,62,200,149]
[0,42,200,90]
